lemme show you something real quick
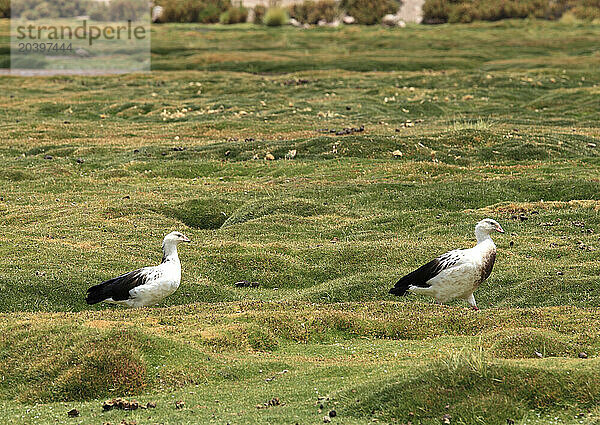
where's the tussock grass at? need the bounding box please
[0,323,150,402]
[341,350,600,424]
[222,198,330,227]
[485,327,593,359]
[449,117,496,132]
[162,198,242,229]
[0,302,600,410]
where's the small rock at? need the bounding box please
[122,195,130,200]
[342,15,355,24]
[133,149,140,153]
[63,120,70,124]
[579,352,588,359]
[76,158,84,164]
[392,150,403,157]
[265,153,275,161]
[507,419,515,425]
[442,413,451,424]
[172,146,185,151]
[175,400,185,409]
[67,408,79,417]
[146,401,157,408]
[346,106,351,110]
[289,18,302,27]
[509,241,514,247]
[286,149,297,159]
[44,155,53,160]
[587,143,596,148]
[535,351,543,358]
[329,410,337,417]
[557,271,563,275]
[323,416,331,423]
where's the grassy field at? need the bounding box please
[0,18,600,424]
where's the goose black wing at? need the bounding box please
[86,268,149,304]
[389,251,463,296]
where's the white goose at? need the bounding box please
[86,231,190,307]
[389,219,504,310]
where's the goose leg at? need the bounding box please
[466,293,479,311]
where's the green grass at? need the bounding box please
[2,304,600,424]
[0,18,600,424]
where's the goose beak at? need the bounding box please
[496,225,505,233]
[181,235,191,243]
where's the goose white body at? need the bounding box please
[106,259,182,308]
[408,239,496,305]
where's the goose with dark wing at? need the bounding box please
[390,219,504,310]
[86,231,190,307]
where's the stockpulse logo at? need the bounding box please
[15,20,147,46]
[10,0,150,74]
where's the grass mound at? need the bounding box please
[297,272,389,303]
[199,322,279,352]
[164,198,241,229]
[182,280,241,303]
[222,198,330,227]
[485,327,592,359]
[49,335,147,402]
[0,323,150,402]
[339,351,600,424]
[0,169,36,182]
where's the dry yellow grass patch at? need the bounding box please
[484,200,600,214]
